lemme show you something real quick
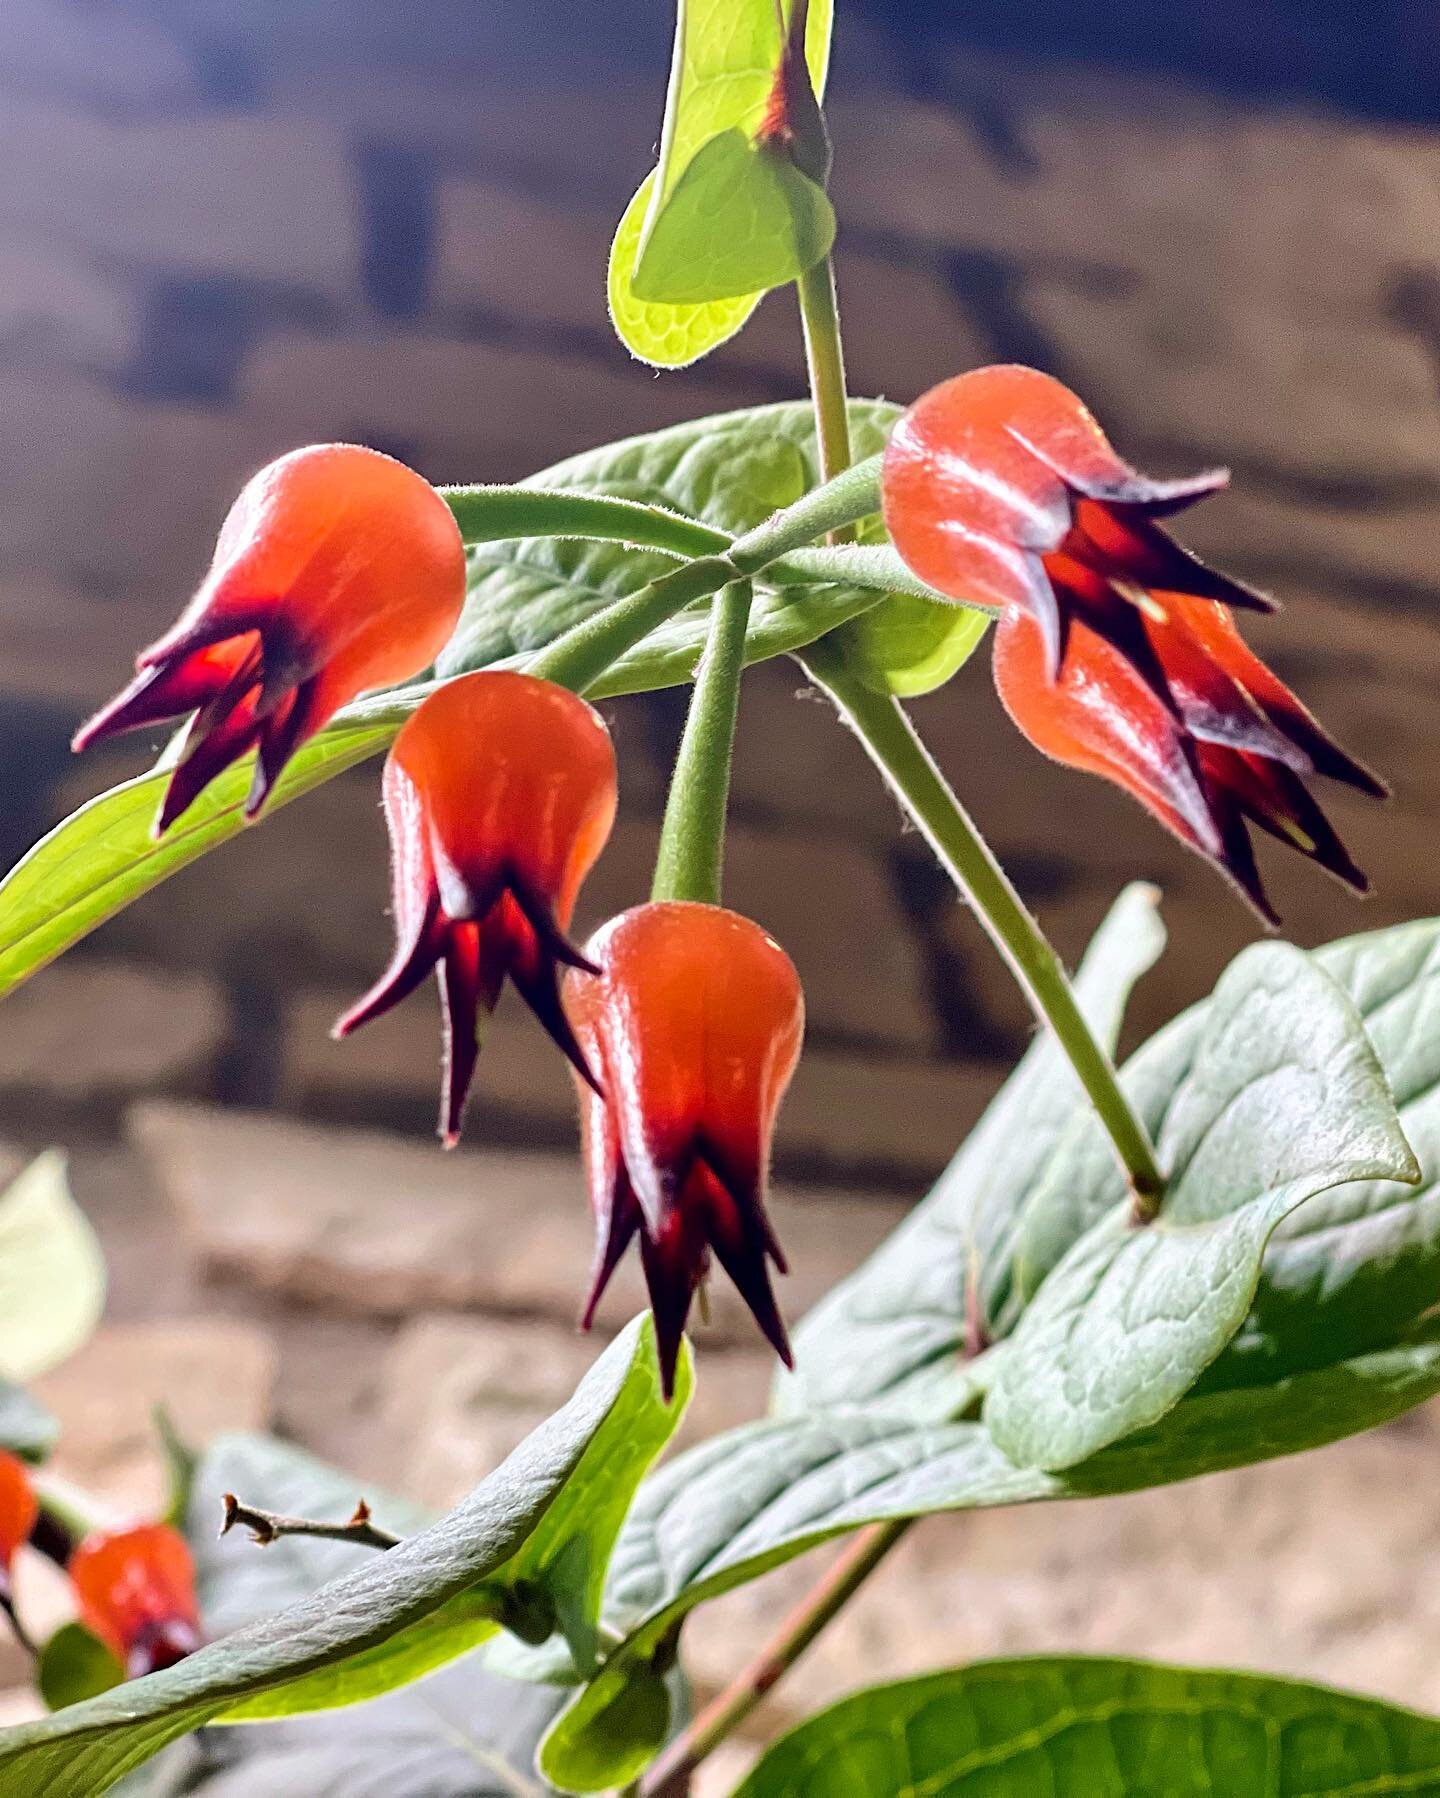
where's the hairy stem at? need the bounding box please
[652,581,754,906]
[639,1520,909,1796]
[796,257,853,504]
[809,652,1165,1208]
[220,1492,400,1552]
[526,554,741,695]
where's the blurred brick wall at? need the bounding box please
[3,0,1439,1187]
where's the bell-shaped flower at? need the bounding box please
[993,594,1384,921]
[564,902,804,1396]
[336,671,618,1144]
[69,1523,202,1678]
[882,363,1275,699]
[74,443,467,834]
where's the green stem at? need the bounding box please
[526,553,738,694]
[810,650,1165,1209]
[639,1520,909,1797]
[796,257,853,496]
[441,485,727,557]
[651,581,753,905]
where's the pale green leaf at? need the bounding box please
[160,1433,567,1798]
[0,1153,106,1382]
[552,1324,1440,1765]
[983,942,1418,1471]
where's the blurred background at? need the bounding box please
[3,0,1440,1774]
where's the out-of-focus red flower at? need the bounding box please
[883,363,1384,918]
[993,595,1383,921]
[564,902,804,1397]
[882,363,1274,696]
[0,1453,37,1582]
[336,671,617,1144]
[69,1524,202,1678]
[74,444,467,835]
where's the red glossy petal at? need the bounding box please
[0,1453,36,1571]
[69,1524,201,1672]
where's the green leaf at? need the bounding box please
[984,941,1418,1471]
[539,1663,673,1794]
[38,1626,124,1713]
[608,0,834,366]
[0,1316,686,1797]
[0,1153,106,1382]
[0,717,394,1005]
[733,1658,1440,1796]
[0,1380,56,1461]
[830,596,992,699]
[630,129,835,306]
[775,885,1167,1420]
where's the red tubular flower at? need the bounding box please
[882,363,1274,697]
[564,902,805,1397]
[69,1524,202,1678]
[73,443,467,835]
[0,1453,37,1590]
[883,363,1384,918]
[335,671,618,1144]
[993,596,1383,921]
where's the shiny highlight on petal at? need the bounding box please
[74,444,467,835]
[336,671,617,1144]
[565,902,805,1398]
[69,1524,202,1679]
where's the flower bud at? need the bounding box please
[336,671,617,1144]
[74,444,467,835]
[565,901,804,1396]
[69,1524,202,1678]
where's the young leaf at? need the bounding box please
[775,884,1167,1419]
[0,1153,106,1382]
[983,942,1418,1471]
[608,0,834,366]
[734,1658,1440,1796]
[0,1317,686,1797]
[629,129,835,306]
